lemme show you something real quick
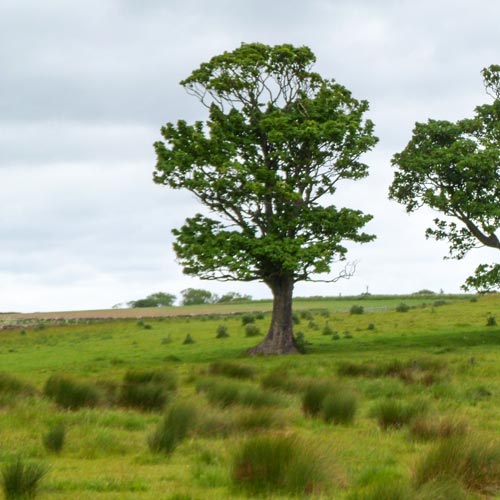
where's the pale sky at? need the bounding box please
[2,0,500,312]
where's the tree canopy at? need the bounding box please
[390,65,500,291]
[154,43,377,353]
[128,292,176,308]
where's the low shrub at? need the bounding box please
[44,374,101,410]
[371,399,426,429]
[241,314,256,325]
[244,324,261,337]
[42,423,65,454]
[395,303,410,313]
[322,388,358,425]
[350,305,364,315]
[215,324,229,338]
[414,437,500,495]
[148,402,198,454]
[322,323,334,335]
[232,434,325,496]
[208,361,257,380]
[1,457,48,500]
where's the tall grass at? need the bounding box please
[232,434,325,496]
[371,399,427,429]
[43,374,101,410]
[1,457,48,500]
[414,437,500,495]
[148,402,198,454]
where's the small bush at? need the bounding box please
[244,324,261,337]
[414,437,500,495]
[302,381,334,417]
[322,389,358,425]
[487,315,497,326]
[215,324,229,338]
[350,305,364,315]
[148,402,198,454]
[241,314,256,325]
[1,457,48,500]
[322,323,334,335]
[208,361,257,380]
[44,374,101,410]
[294,331,307,353]
[232,434,324,496]
[395,303,410,313]
[371,399,426,429]
[183,334,195,344]
[42,423,65,454]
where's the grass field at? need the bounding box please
[1,293,500,499]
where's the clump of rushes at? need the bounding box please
[1,457,48,500]
[260,371,306,394]
[0,373,35,397]
[183,334,195,344]
[414,437,500,495]
[371,399,427,430]
[44,374,101,410]
[409,416,468,442]
[350,305,364,315]
[302,381,334,417]
[347,479,412,500]
[244,324,261,337]
[215,324,229,338]
[241,314,256,325]
[148,402,198,454]
[321,388,358,425]
[232,434,325,496]
[42,423,66,454]
[208,361,257,380]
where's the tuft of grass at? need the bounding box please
[244,324,261,337]
[215,324,229,338]
[232,434,325,496]
[409,416,468,441]
[371,399,427,429]
[261,370,306,394]
[148,402,198,454]
[321,388,358,425]
[414,437,500,495]
[196,378,282,409]
[350,305,364,315]
[241,314,256,325]
[42,423,65,454]
[208,361,257,380]
[44,374,101,410]
[414,479,468,500]
[347,480,412,500]
[487,314,497,326]
[0,373,35,397]
[183,334,195,344]
[119,369,176,411]
[395,303,410,313]
[302,381,334,417]
[1,457,48,500]
[322,323,334,335]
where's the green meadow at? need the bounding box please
[1,293,500,499]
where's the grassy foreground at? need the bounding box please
[1,294,500,499]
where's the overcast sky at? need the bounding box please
[2,0,500,312]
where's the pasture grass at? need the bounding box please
[2,293,500,498]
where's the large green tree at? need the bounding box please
[390,65,500,291]
[154,43,377,354]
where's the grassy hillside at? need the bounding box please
[0,293,499,499]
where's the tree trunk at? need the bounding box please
[246,276,298,355]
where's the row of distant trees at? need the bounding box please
[120,289,252,308]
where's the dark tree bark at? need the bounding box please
[247,276,298,355]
